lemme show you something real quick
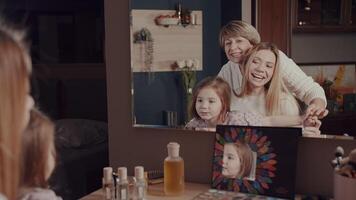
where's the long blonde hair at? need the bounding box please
[0,21,31,199]
[237,42,297,116]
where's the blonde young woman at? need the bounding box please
[234,42,321,134]
[0,21,34,199]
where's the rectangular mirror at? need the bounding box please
[130,0,356,138]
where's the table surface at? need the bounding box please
[80,182,326,200]
[80,182,210,200]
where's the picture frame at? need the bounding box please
[212,125,302,199]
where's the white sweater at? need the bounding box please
[231,92,300,116]
[218,50,326,106]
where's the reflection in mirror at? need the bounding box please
[130,0,356,138]
[130,0,243,128]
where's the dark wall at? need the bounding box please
[132,0,222,126]
[4,0,108,121]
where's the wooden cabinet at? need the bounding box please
[292,0,356,32]
[257,0,291,55]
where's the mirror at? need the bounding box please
[130,0,356,138]
[130,0,248,129]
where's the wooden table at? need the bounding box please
[80,182,327,200]
[80,182,210,200]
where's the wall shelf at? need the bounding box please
[130,9,203,72]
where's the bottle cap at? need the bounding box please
[135,166,144,179]
[118,167,127,180]
[103,167,113,183]
[167,142,180,157]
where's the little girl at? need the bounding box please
[18,108,62,200]
[185,77,264,131]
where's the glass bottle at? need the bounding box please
[164,142,184,196]
[133,166,147,200]
[116,167,129,200]
[102,167,114,200]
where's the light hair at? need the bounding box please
[20,108,55,188]
[0,20,31,199]
[228,142,253,178]
[190,77,231,123]
[219,20,261,48]
[237,42,299,116]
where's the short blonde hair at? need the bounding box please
[219,20,261,48]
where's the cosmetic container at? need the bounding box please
[133,166,147,200]
[164,142,185,196]
[116,167,129,200]
[102,167,114,200]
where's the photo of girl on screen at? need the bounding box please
[222,142,256,180]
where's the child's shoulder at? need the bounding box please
[185,118,207,129]
[19,188,62,200]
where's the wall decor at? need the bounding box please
[131,9,203,72]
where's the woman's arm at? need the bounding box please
[279,51,327,118]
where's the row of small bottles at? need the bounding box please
[102,142,184,199]
[102,166,146,200]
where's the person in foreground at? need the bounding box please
[0,20,34,199]
[18,109,62,200]
[218,20,328,119]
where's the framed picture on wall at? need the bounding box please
[212,125,302,199]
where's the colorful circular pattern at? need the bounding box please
[212,127,277,194]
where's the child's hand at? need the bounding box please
[303,116,322,136]
[305,99,329,119]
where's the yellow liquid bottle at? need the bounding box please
[164,142,184,196]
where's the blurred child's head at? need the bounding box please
[219,20,261,63]
[20,108,56,188]
[222,142,254,179]
[190,77,231,124]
